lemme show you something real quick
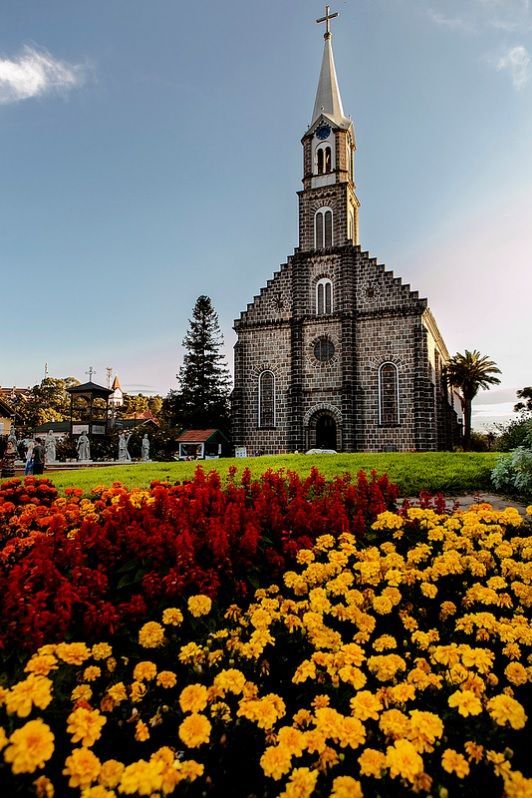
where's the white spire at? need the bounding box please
[311,26,349,128]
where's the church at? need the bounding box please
[232,9,462,455]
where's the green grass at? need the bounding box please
[21,452,501,496]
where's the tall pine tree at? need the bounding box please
[170,296,231,431]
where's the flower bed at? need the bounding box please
[0,502,530,796]
[0,469,397,653]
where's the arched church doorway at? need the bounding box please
[315,413,337,450]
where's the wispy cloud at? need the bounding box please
[497,45,530,88]
[427,9,474,32]
[0,45,85,105]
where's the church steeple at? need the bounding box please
[298,6,360,252]
[312,14,349,128]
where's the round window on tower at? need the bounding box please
[314,337,335,363]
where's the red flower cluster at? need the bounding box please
[0,467,397,652]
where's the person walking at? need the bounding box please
[32,438,45,475]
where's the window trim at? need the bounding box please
[315,278,333,316]
[315,142,333,175]
[314,207,334,249]
[378,362,400,425]
[258,370,276,428]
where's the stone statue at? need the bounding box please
[6,426,17,455]
[141,434,150,462]
[76,431,91,462]
[118,431,132,462]
[45,430,56,463]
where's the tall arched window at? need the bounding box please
[315,208,333,249]
[378,363,399,425]
[258,371,275,428]
[316,278,333,316]
[317,144,332,175]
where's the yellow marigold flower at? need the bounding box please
[213,668,246,696]
[373,595,393,615]
[296,549,315,564]
[138,621,165,649]
[32,775,54,797]
[79,787,114,798]
[503,769,532,798]
[98,759,124,788]
[315,534,335,550]
[119,759,164,795]
[373,634,397,652]
[372,511,404,531]
[91,643,113,661]
[282,767,318,797]
[526,505,532,516]
[162,607,183,626]
[464,741,484,763]
[56,642,91,665]
[293,709,313,729]
[358,747,386,778]
[178,713,211,748]
[179,684,208,714]
[338,716,366,749]
[331,775,363,797]
[156,670,177,689]
[260,745,292,780]
[130,681,147,703]
[448,689,483,717]
[277,726,306,757]
[63,747,101,788]
[380,709,410,739]
[67,707,106,747]
[250,607,272,628]
[5,675,53,718]
[25,654,58,677]
[487,694,527,729]
[187,594,212,618]
[350,690,382,721]
[178,642,204,665]
[135,720,150,742]
[176,759,204,782]
[368,654,407,683]
[505,662,528,686]
[442,748,470,778]
[3,719,54,774]
[386,739,424,783]
[303,729,327,755]
[0,726,7,751]
[389,683,416,705]
[408,710,443,753]
[133,662,157,682]
[338,665,366,690]
[83,666,101,682]
[107,682,127,706]
[421,582,438,598]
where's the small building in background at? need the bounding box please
[176,429,230,460]
[109,375,124,409]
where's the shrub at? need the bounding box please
[494,417,532,452]
[492,447,532,498]
[0,503,530,796]
[0,468,397,654]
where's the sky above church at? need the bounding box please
[1,0,531,430]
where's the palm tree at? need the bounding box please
[445,350,501,451]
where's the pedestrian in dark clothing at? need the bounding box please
[33,439,45,475]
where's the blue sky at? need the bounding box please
[1,0,531,428]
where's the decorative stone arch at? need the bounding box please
[303,403,343,451]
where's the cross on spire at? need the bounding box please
[316,5,339,39]
[86,366,96,382]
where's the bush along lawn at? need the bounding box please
[0,472,531,796]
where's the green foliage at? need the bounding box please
[33,452,499,496]
[514,386,532,413]
[494,417,532,452]
[12,377,80,433]
[445,350,501,450]
[492,448,532,498]
[170,295,231,432]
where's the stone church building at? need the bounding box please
[232,16,462,454]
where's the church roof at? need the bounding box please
[112,375,122,390]
[311,33,350,129]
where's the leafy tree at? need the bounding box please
[514,386,532,414]
[170,295,231,431]
[445,350,501,451]
[14,377,80,433]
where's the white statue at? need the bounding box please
[45,430,56,463]
[118,431,132,462]
[77,432,91,461]
[141,434,150,462]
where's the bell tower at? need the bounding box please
[298,6,360,252]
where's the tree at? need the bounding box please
[171,295,231,431]
[445,350,501,451]
[514,387,532,414]
[14,377,80,433]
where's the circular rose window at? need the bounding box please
[314,337,335,362]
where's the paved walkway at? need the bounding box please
[402,493,529,514]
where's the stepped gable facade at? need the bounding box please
[232,15,462,454]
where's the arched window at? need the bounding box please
[258,371,275,428]
[315,208,333,249]
[316,278,333,316]
[378,363,399,425]
[316,144,332,175]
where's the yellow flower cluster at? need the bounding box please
[0,506,530,797]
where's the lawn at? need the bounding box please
[33,451,501,496]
